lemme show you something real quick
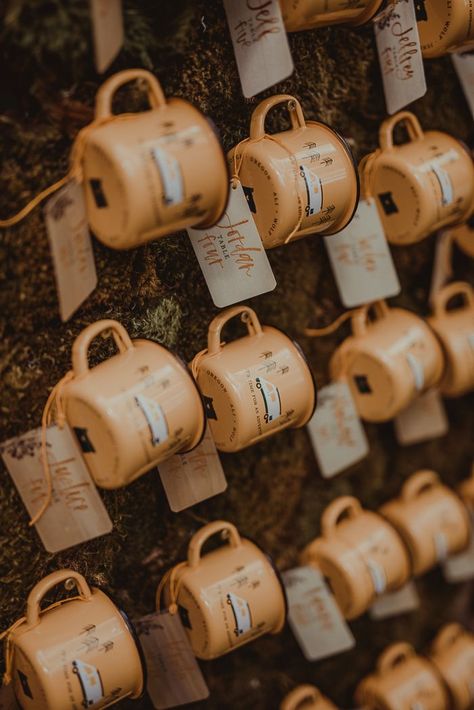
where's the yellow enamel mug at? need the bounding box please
[416,0,474,58]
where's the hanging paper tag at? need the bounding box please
[158,425,227,512]
[452,52,474,120]
[324,198,400,307]
[0,424,112,553]
[369,581,419,619]
[223,0,293,98]
[282,566,355,661]
[90,0,124,73]
[0,684,19,710]
[429,231,454,306]
[443,512,474,583]
[44,179,97,322]
[394,389,448,445]
[306,381,369,478]
[187,182,276,307]
[134,611,209,709]
[373,0,426,115]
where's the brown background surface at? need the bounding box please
[0,1,473,708]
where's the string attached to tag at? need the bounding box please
[156,562,188,615]
[304,307,365,337]
[0,594,82,684]
[231,133,304,244]
[29,370,75,527]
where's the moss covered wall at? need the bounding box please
[0,1,473,708]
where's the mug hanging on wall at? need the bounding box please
[228,95,359,249]
[280,684,337,710]
[191,306,316,452]
[279,0,384,32]
[430,623,474,710]
[428,281,474,398]
[2,570,145,710]
[355,642,449,710]
[363,111,474,245]
[81,69,229,249]
[156,520,287,660]
[415,0,474,58]
[329,300,444,422]
[55,319,205,489]
[300,496,411,619]
[380,470,471,576]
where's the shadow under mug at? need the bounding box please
[82,69,229,249]
[61,319,205,488]
[366,111,474,245]
[157,520,287,660]
[6,570,144,710]
[329,300,444,422]
[380,470,471,576]
[355,641,449,710]
[301,496,411,620]
[193,305,316,452]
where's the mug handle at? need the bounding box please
[377,642,415,673]
[207,306,263,355]
[72,319,135,377]
[431,623,464,654]
[280,685,322,710]
[250,94,306,141]
[379,111,424,152]
[95,69,166,120]
[321,496,363,538]
[26,570,92,628]
[352,300,390,338]
[401,470,440,501]
[188,520,242,568]
[432,281,474,319]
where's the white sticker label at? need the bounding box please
[306,381,369,478]
[300,164,323,216]
[429,230,454,306]
[135,394,169,446]
[443,513,474,583]
[369,581,419,619]
[227,592,253,635]
[151,146,184,207]
[406,352,425,391]
[452,52,474,120]
[374,0,426,114]
[90,0,124,73]
[282,566,355,661]
[366,559,387,596]
[324,198,401,307]
[0,424,112,553]
[158,425,227,512]
[431,165,454,206]
[394,389,449,445]
[223,0,294,98]
[134,611,209,709]
[187,182,276,308]
[434,531,449,563]
[44,180,97,322]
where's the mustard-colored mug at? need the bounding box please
[329,301,444,422]
[355,642,449,710]
[365,111,474,245]
[280,684,337,710]
[192,305,316,452]
[416,0,474,58]
[156,520,287,660]
[3,570,144,710]
[452,217,474,258]
[60,319,205,488]
[279,0,384,32]
[430,623,474,710]
[81,69,229,249]
[228,94,359,249]
[459,472,474,509]
[428,281,474,398]
[380,470,471,575]
[301,496,411,619]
